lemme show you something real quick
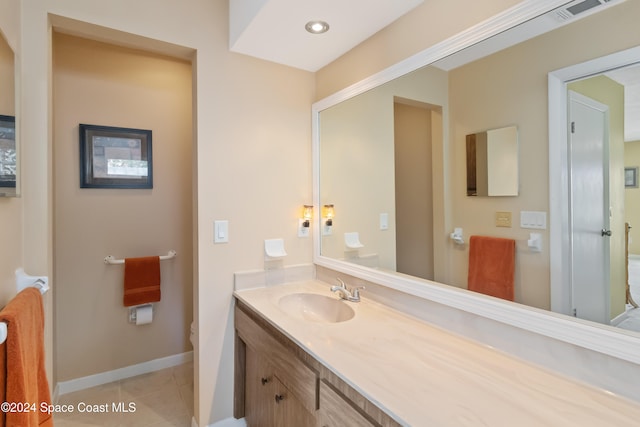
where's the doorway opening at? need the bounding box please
[550,46,640,332]
[52,29,195,416]
[393,98,442,281]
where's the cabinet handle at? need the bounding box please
[261,377,270,385]
[274,394,285,404]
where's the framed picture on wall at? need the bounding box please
[0,115,16,190]
[625,167,638,189]
[79,124,153,189]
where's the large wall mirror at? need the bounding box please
[0,30,17,197]
[314,0,640,364]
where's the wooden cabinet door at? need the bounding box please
[245,346,316,427]
[318,381,375,427]
[273,379,316,427]
[245,346,277,427]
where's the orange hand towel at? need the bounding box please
[468,235,516,301]
[0,287,53,427]
[123,256,161,307]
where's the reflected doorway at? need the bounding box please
[550,46,640,332]
[393,99,441,280]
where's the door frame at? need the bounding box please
[549,46,640,315]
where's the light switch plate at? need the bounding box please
[496,211,512,228]
[520,211,547,229]
[214,220,229,243]
[297,219,310,238]
[380,213,389,230]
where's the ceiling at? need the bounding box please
[229,0,424,72]
[606,64,640,142]
[229,0,640,142]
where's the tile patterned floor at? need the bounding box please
[53,362,193,427]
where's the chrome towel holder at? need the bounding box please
[0,269,50,344]
[104,250,177,265]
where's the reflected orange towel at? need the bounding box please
[123,256,161,307]
[468,235,516,301]
[0,287,53,427]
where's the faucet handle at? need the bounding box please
[351,286,365,299]
[336,278,346,288]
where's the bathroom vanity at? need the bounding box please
[234,280,640,426]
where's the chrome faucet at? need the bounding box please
[330,278,365,302]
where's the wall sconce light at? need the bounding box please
[298,205,313,238]
[323,204,335,226]
[302,205,313,228]
[322,204,334,236]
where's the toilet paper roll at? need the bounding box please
[135,304,153,325]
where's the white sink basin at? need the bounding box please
[278,293,355,323]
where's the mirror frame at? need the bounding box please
[313,0,640,365]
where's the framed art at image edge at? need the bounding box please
[0,115,16,191]
[79,123,153,189]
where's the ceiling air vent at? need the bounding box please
[553,0,614,22]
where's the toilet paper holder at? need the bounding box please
[129,304,154,325]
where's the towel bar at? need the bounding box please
[104,250,177,265]
[0,278,49,344]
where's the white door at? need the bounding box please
[568,90,610,324]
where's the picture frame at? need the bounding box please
[625,167,638,189]
[0,115,16,190]
[79,124,152,189]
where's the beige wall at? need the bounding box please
[0,0,19,51]
[319,87,397,268]
[0,32,12,114]
[52,33,193,381]
[394,102,434,280]
[319,66,448,272]
[10,0,314,425]
[315,0,522,99]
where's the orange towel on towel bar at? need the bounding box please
[468,235,516,301]
[123,256,161,307]
[0,287,53,427]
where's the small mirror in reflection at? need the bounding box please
[466,125,518,197]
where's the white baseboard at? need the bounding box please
[208,418,247,427]
[56,351,193,396]
[191,417,246,427]
[611,310,629,326]
[51,384,60,405]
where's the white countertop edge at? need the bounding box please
[315,257,640,365]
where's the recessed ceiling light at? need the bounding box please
[305,20,330,34]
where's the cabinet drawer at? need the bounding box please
[245,346,315,427]
[319,380,375,427]
[236,307,317,414]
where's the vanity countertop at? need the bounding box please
[234,280,640,426]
